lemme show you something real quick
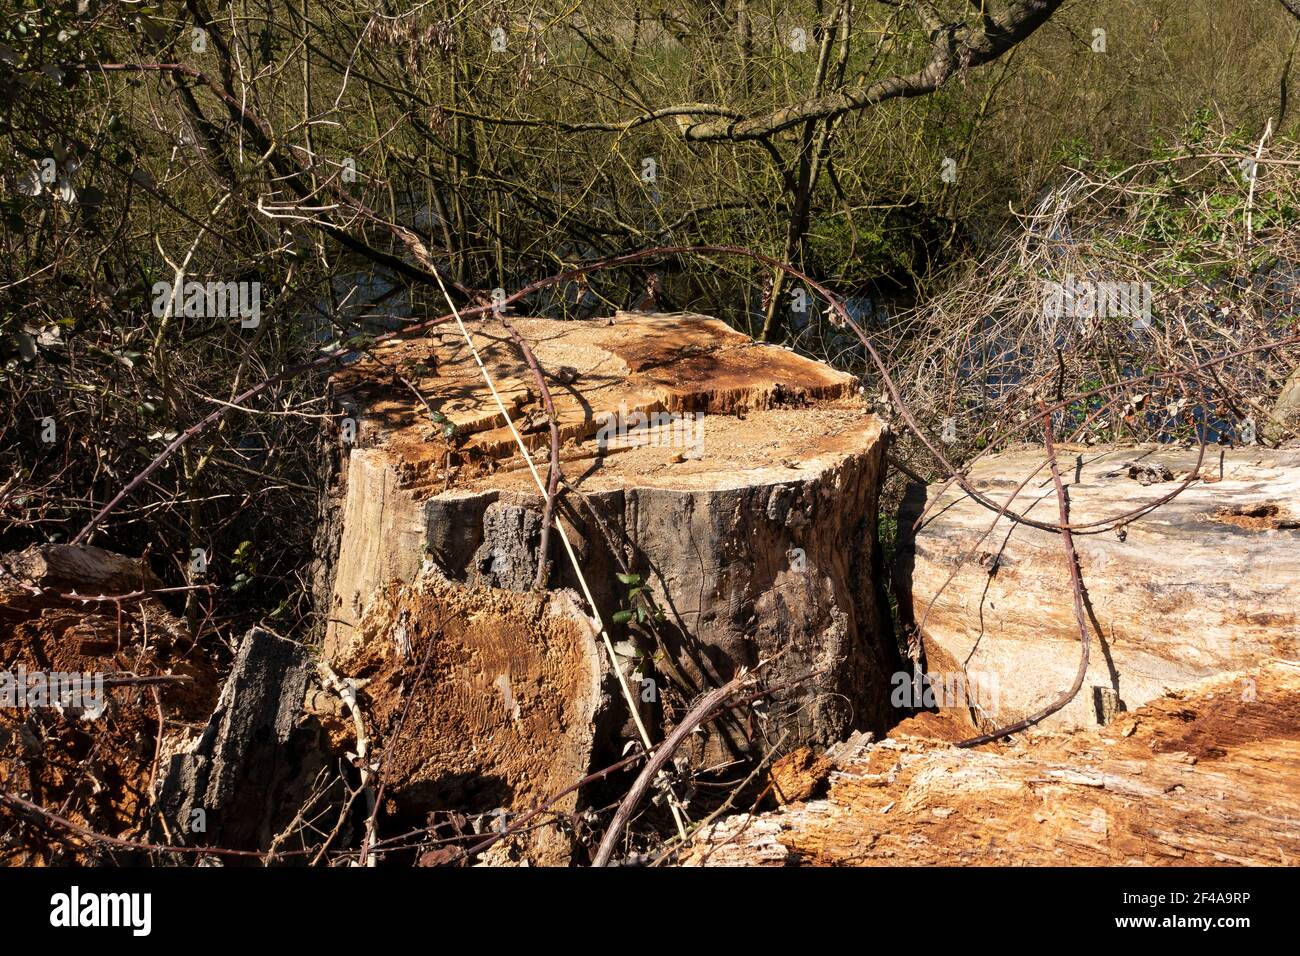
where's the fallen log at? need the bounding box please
[685,660,1300,866]
[0,543,163,632]
[314,311,897,784]
[896,443,1300,732]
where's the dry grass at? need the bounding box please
[869,127,1300,481]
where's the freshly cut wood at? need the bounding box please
[686,660,1300,866]
[896,444,1300,732]
[315,311,898,773]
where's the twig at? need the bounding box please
[0,790,312,860]
[454,750,648,864]
[593,672,753,867]
[427,267,690,841]
[315,661,377,866]
[495,315,563,590]
[955,407,1092,748]
[1246,118,1274,243]
[647,730,789,867]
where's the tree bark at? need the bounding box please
[155,629,340,860]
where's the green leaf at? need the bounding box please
[615,572,641,586]
[611,609,633,625]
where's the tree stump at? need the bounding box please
[314,311,897,841]
[896,443,1300,732]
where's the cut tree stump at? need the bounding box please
[314,311,897,795]
[685,660,1300,866]
[896,444,1300,732]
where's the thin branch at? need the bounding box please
[955,406,1091,748]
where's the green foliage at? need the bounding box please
[612,571,663,628]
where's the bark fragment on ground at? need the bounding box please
[155,628,340,859]
[317,312,897,773]
[896,444,1300,732]
[685,660,1300,866]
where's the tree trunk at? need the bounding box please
[314,312,897,804]
[895,443,1300,733]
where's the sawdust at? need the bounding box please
[766,747,833,806]
[1211,502,1300,531]
[686,662,1300,866]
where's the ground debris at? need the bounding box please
[684,662,1300,867]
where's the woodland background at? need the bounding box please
[3,0,1300,651]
